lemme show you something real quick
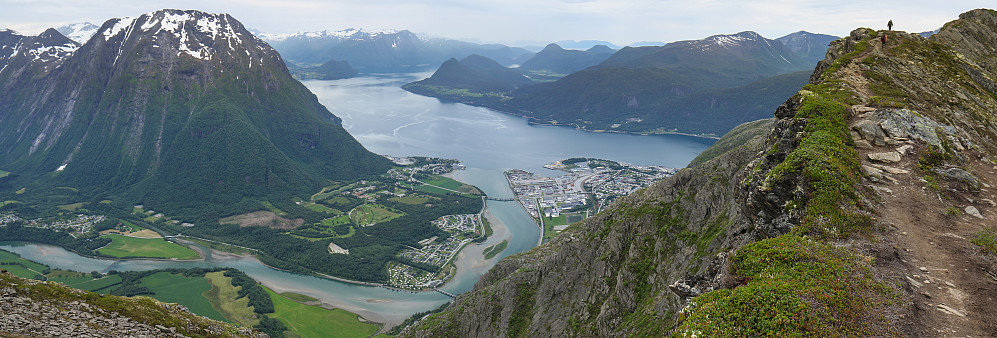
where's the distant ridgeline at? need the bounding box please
[404,31,838,137]
[259,28,535,74]
[0,10,495,285]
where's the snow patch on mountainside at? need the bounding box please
[103,17,137,41]
[100,10,253,61]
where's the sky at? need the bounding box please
[1,0,994,46]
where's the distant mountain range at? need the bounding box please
[519,43,616,75]
[0,10,390,222]
[256,28,534,73]
[405,30,838,136]
[775,31,839,65]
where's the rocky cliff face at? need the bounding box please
[0,271,260,337]
[403,9,997,337]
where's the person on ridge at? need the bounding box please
[881,33,888,45]
[888,20,893,31]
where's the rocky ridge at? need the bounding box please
[402,9,997,337]
[0,271,260,337]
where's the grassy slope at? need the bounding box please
[97,234,200,259]
[203,271,259,327]
[688,118,774,167]
[264,287,380,338]
[0,272,251,337]
[139,272,227,322]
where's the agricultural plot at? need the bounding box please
[203,271,258,326]
[71,274,123,292]
[0,249,48,278]
[425,175,482,195]
[139,272,227,322]
[390,194,431,205]
[98,234,200,260]
[304,203,343,214]
[264,287,380,338]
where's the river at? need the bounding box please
[0,72,713,327]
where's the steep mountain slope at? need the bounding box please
[261,28,533,72]
[402,9,997,337]
[0,10,391,221]
[518,43,615,74]
[776,31,840,65]
[56,22,100,43]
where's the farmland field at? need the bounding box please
[98,234,200,259]
[203,271,258,326]
[265,287,380,338]
[139,272,226,322]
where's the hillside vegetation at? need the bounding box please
[401,9,997,337]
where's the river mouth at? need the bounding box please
[0,74,711,327]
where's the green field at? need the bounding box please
[47,270,95,285]
[425,175,481,195]
[304,203,343,214]
[265,287,380,338]
[119,219,143,231]
[98,234,200,260]
[320,214,352,227]
[0,200,22,207]
[0,170,9,178]
[58,202,84,211]
[203,271,259,326]
[280,292,318,303]
[0,249,48,278]
[413,184,452,195]
[140,272,227,322]
[483,240,509,260]
[72,274,123,292]
[390,194,430,205]
[349,204,405,226]
[542,214,568,240]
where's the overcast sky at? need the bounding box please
[2,0,993,46]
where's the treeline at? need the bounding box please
[0,225,110,255]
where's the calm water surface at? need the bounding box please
[2,73,713,326]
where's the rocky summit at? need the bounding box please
[402,9,997,337]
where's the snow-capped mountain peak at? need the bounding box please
[56,22,99,44]
[97,9,261,61]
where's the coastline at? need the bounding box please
[478,107,722,140]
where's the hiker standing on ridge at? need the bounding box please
[888,20,893,30]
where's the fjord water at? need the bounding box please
[1,73,713,325]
